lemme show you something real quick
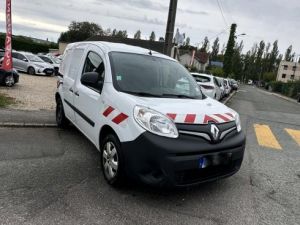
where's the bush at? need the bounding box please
[0,34,58,53]
[262,72,276,82]
[209,67,224,77]
[270,80,300,99]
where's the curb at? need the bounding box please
[0,122,57,128]
[223,91,237,105]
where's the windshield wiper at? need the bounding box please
[161,94,197,99]
[123,91,162,98]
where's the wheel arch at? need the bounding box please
[99,125,119,150]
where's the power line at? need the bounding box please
[216,0,228,28]
[219,0,234,24]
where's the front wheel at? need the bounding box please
[101,134,125,187]
[28,67,35,75]
[56,97,69,128]
[4,75,14,87]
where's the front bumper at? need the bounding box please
[36,68,54,75]
[122,130,246,187]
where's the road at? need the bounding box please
[0,85,299,225]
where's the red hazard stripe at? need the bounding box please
[103,106,115,117]
[184,114,196,123]
[167,113,177,120]
[214,114,230,122]
[203,115,219,124]
[225,113,234,118]
[112,113,128,124]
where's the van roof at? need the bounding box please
[68,41,175,61]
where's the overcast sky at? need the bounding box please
[1,0,299,56]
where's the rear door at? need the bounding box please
[73,45,106,145]
[12,52,22,71]
[61,46,85,122]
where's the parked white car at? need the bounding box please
[56,42,246,187]
[223,79,232,96]
[38,55,60,75]
[191,73,222,100]
[216,77,226,99]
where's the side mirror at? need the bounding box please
[22,58,28,62]
[81,71,103,91]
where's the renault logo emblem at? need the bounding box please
[210,124,219,141]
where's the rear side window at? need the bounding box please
[66,48,84,79]
[193,75,211,83]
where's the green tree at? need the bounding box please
[223,23,237,76]
[185,37,190,46]
[115,30,128,38]
[58,21,104,42]
[284,45,295,62]
[262,72,276,82]
[210,37,220,61]
[232,41,244,80]
[201,36,209,52]
[255,40,265,81]
[134,30,141,39]
[267,40,279,72]
[150,31,156,41]
[112,29,117,36]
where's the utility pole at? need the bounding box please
[164,0,178,56]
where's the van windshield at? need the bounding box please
[109,52,203,99]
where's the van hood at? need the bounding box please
[120,92,237,124]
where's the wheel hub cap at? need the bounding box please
[103,141,118,180]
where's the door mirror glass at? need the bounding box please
[81,71,103,91]
[22,58,28,62]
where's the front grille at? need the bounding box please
[176,121,237,143]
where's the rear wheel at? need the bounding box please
[101,134,125,187]
[28,67,35,75]
[56,97,69,128]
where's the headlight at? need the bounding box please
[134,105,178,138]
[234,113,242,132]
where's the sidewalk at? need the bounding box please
[0,109,56,127]
[257,88,300,105]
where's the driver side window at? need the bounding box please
[82,51,105,92]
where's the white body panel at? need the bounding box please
[57,42,238,150]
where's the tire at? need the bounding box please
[28,67,35,75]
[4,75,15,87]
[101,134,125,187]
[56,97,69,128]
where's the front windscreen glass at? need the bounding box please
[26,54,44,62]
[109,52,203,99]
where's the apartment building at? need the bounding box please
[277,61,300,82]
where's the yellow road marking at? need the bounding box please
[285,129,300,146]
[254,124,282,150]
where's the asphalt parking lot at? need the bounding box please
[0,85,299,225]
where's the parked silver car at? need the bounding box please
[12,51,55,76]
